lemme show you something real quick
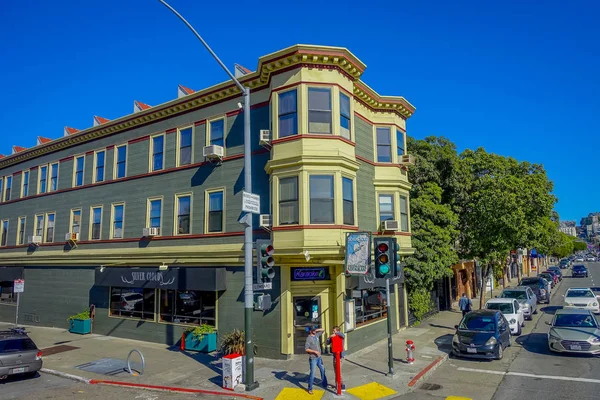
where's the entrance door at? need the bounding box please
[293,296,321,354]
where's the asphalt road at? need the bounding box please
[399,262,600,400]
[0,372,236,399]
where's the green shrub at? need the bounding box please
[408,287,434,322]
[185,324,215,341]
[67,309,90,322]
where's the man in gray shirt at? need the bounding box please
[305,327,328,394]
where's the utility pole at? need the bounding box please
[158,1,257,390]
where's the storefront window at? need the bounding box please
[159,290,216,326]
[351,289,387,326]
[110,287,155,320]
[0,281,16,304]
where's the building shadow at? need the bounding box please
[344,358,387,376]
[271,370,309,390]
[433,334,454,354]
[167,346,223,379]
[427,323,457,330]
[0,372,39,384]
[541,306,562,315]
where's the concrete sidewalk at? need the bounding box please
[0,309,466,399]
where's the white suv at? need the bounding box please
[564,288,600,314]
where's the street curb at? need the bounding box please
[407,353,449,388]
[40,369,263,399]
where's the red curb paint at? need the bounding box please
[407,355,446,387]
[89,380,263,399]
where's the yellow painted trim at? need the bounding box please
[16,216,26,246]
[146,197,164,236]
[206,117,226,156]
[72,155,85,187]
[395,282,400,331]
[204,188,226,234]
[69,208,82,237]
[37,164,48,194]
[0,219,8,247]
[306,85,334,135]
[113,143,128,179]
[273,87,300,140]
[280,266,292,355]
[149,133,166,172]
[403,285,409,328]
[173,192,193,235]
[273,174,301,227]
[353,316,388,331]
[20,169,29,197]
[110,202,125,239]
[340,174,357,226]
[48,162,59,192]
[89,205,103,241]
[33,213,44,238]
[92,150,106,183]
[44,212,56,243]
[176,126,194,167]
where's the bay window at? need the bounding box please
[376,127,392,163]
[309,175,334,224]
[308,87,332,134]
[279,177,299,225]
[278,90,297,138]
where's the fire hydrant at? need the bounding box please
[406,340,415,365]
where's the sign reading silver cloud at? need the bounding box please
[121,271,175,286]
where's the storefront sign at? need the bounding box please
[13,279,24,293]
[94,267,227,291]
[291,268,329,281]
[345,232,371,275]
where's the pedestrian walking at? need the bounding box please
[305,327,328,394]
[326,326,346,391]
[458,293,472,316]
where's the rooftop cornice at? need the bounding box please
[0,44,414,169]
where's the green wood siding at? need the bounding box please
[356,162,377,232]
[354,115,374,161]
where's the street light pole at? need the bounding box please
[158,1,256,390]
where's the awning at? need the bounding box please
[94,267,226,291]
[0,267,24,281]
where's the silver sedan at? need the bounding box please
[547,309,600,354]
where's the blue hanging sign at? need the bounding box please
[291,267,330,281]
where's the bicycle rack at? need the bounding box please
[126,349,145,376]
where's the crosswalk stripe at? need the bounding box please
[457,367,600,384]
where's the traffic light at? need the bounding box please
[392,238,403,280]
[256,239,275,283]
[374,237,394,278]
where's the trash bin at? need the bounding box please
[222,353,243,390]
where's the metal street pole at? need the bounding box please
[385,277,394,376]
[158,1,256,390]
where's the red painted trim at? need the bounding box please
[29,166,38,171]
[251,100,269,110]
[373,231,412,236]
[85,151,94,156]
[88,380,263,399]
[271,134,355,147]
[194,120,206,126]
[408,355,447,387]
[272,225,359,231]
[354,112,407,133]
[166,128,177,135]
[128,135,150,145]
[106,145,115,150]
[226,110,242,117]
[12,170,22,176]
[0,149,270,207]
[59,156,74,163]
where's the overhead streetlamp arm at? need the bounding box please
[157,0,246,93]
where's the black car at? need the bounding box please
[539,272,555,288]
[452,310,512,360]
[547,266,563,280]
[572,264,589,278]
[519,277,550,303]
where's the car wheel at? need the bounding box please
[533,307,538,314]
[496,344,504,360]
[514,325,522,336]
[507,336,512,347]
[521,321,525,327]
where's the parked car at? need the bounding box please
[563,288,599,314]
[572,264,589,278]
[586,256,596,262]
[519,277,550,304]
[543,270,560,285]
[499,286,537,320]
[575,257,585,262]
[547,266,563,280]
[591,287,600,300]
[539,272,556,289]
[485,298,525,336]
[452,310,512,360]
[0,327,43,380]
[547,309,600,354]
[559,259,570,269]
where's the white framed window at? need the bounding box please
[208,119,225,147]
[150,134,165,172]
[4,176,12,201]
[308,87,332,134]
[376,127,392,163]
[34,214,44,238]
[111,203,125,239]
[94,150,106,183]
[90,206,103,240]
[70,209,82,236]
[177,127,193,166]
[114,144,127,179]
[49,162,59,191]
[21,170,30,197]
[175,194,191,235]
[38,165,48,194]
[206,190,224,233]
[309,175,334,224]
[17,216,26,245]
[378,194,395,223]
[147,198,163,235]
[342,177,355,225]
[278,89,298,138]
[340,92,351,140]
[45,213,55,243]
[279,177,299,225]
[74,155,85,187]
[0,220,8,247]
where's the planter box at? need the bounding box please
[69,318,92,335]
[184,332,217,353]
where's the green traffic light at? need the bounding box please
[379,264,390,274]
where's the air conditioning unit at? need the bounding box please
[398,154,415,166]
[259,130,271,145]
[382,220,399,231]
[28,235,42,245]
[143,227,159,237]
[259,214,272,228]
[203,145,224,159]
[65,232,79,242]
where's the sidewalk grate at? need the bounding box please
[41,345,79,356]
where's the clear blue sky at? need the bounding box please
[1,0,598,221]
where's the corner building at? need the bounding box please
[0,45,415,358]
